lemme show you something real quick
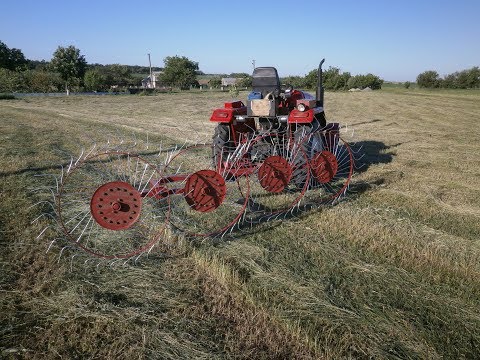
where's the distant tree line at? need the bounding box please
[282,67,383,91]
[206,68,383,91]
[1,40,384,93]
[0,41,225,93]
[4,39,479,94]
[416,68,480,89]
[0,41,168,93]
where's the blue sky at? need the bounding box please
[1,0,479,81]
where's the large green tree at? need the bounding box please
[347,73,383,90]
[417,67,479,89]
[303,69,318,89]
[304,66,355,90]
[160,56,199,89]
[101,64,132,87]
[0,40,27,70]
[50,45,87,93]
[416,70,440,88]
[84,69,106,91]
[281,75,306,89]
[454,67,480,89]
[323,67,352,90]
[237,75,252,88]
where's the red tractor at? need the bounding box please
[210,59,344,191]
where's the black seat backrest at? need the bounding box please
[252,67,281,97]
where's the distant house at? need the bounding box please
[221,77,237,87]
[142,71,164,89]
[197,79,210,89]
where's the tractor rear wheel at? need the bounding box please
[212,123,234,170]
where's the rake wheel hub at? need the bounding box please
[184,170,226,212]
[90,181,142,230]
[311,151,338,183]
[258,156,292,193]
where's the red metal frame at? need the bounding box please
[147,175,188,199]
[288,106,324,124]
[210,101,247,123]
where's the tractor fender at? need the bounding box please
[210,101,247,123]
[288,106,324,124]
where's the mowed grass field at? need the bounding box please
[1,88,480,359]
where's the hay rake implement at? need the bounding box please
[44,59,359,260]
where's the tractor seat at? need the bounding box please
[252,67,281,97]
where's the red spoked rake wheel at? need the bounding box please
[311,150,338,184]
[305,135,354,205]
[57,152,169,259]
[183,170,226,212]
[257,156,292,193]
[160,144,250,237]
[246,133,310,220]
[90,181,142,230]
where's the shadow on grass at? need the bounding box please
[354,140,397,173]
[343,139,399,196]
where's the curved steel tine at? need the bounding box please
[70,254,78,271]
[58,166,64,190]
[66,156,74,174]
[74,148,85,166]
[134,253,143,265]
[36,225,50,239]
[58,246,70,262]
[96,260,103,270]
[46,238,58,253]
[84,143,97,159]
[146,243,155,256]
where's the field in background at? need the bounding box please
[1,88,480,359]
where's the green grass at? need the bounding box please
[1,89,480,359]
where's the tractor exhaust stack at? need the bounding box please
[316,58,325,107]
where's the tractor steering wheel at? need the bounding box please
[281,84,293,93]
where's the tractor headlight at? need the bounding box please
[297,103,307,112]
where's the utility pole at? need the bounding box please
[148,53,152,77]
[252,59,256,70]
[148,53,153,88]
